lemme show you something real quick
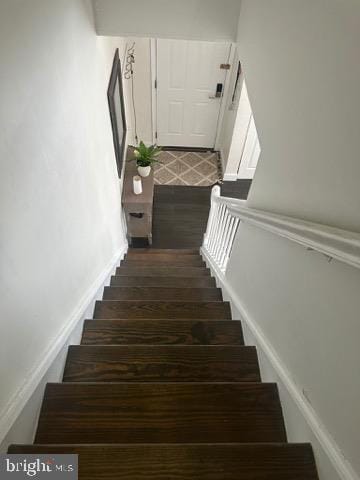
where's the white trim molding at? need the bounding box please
[222,172,238,181]
[214,43,236,151]
[0,243,127,445]
[150,38,157,145]
[201,246,360,480]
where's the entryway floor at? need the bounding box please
[131,180,252,249]
[154,150,221,187]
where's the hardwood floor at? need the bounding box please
[221,179,252,199]
[151,185,211,248]
[149,180,252,249]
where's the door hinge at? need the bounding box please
[220,63,231,70]
[154,79,157,89]
[155,131,158,140]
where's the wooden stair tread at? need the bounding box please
[125,252,202,261]
[115,266,210,276]
[103,286,222,301]
[81,319,244,345]
[110,276,216,287]
[122,257,205,266]
[63,345,260,382]
[127,248,199,254]
[121,259,205,267]
[8,443,319,479]
[94,300,231,319]
[34,382,286,444]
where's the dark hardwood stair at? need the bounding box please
[103,286,222,301]
[34,382,286,444]
[126,248,200,254]
[115,266,210,276]
[63,345,260,382]
[110,275,216,287]
[94,300,231,319]
[9,247,319,479]
[8,443,319,479]
[121,256,205,266]
[125,251,202,260]
[81,319,244,345]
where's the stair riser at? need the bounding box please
[103,287,222,301]
[81,320,244,345]
[115,267,210,277]
[8,444,319,480]
[94,301,232,320]
[110,276,216,287]
[127,249,199,255]
[35,383,287,444]
[121,260,205,267]
[125,253,202,261]
[63,346,260,383]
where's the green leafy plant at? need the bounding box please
[133,141,162,167]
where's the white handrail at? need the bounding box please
[203,185,360,272]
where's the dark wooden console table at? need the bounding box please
[122,150,154,245]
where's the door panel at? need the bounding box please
[157,39,231,148]
[169,102,184,134]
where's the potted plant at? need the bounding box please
[133,141,162,177]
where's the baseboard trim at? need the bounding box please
[0,243,127,444]
[201,245,359,480]
[222,172,238,181]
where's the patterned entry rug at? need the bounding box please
[154,150,222,186]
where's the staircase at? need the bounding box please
[9,248,319,479]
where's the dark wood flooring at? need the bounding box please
[221,179,252,199]
[150,185,211,249]
[144,180,251,249]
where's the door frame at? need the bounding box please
[150,38,157,145]
[150,38,235,148]
[214,43,236,150]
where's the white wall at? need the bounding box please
[121,38,153,145]
[92,0,242,42]
[225,226,360,480]
[0,0,127,445]
[0,255,125,452]
[239,0,360,232]
[222,1,360,479]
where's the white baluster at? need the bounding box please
[222,217,240,272]
[208,202,222,254]
[207,202,220,253]
[211,203,226,256]
[214,207,230,263]
[219,214,235,270]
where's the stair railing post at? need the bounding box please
[203,184,221,248]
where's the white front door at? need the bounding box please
[156,39,231,148]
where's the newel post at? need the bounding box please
[203,185,221,247]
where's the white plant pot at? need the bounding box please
[137,165,151,177]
